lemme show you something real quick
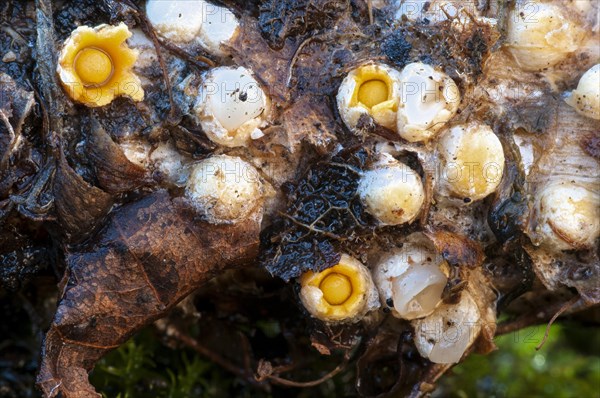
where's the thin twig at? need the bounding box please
[286,35,321,88]
[535,296,580,350]
[138,15,177,122]
[256,352,350,388]
[156,321,268,391]
[278,211,344,240]
[496,295,586,336]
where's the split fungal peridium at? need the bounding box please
[358,152,425,225]
[185,154,266,224]
[565,64,600,120]
[57,23,143,107]
[373,237,449,320]
[145,0,240,56]
[438,122,505,202]
[505,1,586,71]
[194,66,270,147]
[412,290,481,364]
[337,63,403,131]
[532,181,600,252]
[299,254,380,323]
[396,63,460,143]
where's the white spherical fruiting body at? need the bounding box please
[195,66,269,147]
[412,290,481,364]
[185,155,265,224]
[146,0,239,55]
[299,254,380,323]
[358,153,425,225]
[565,64,600,120]
[505,2,586,71]
[337,63,403,131]
[373,240,448,320]
[146,0,204,43]
[438,122,505,202]
[532,181,600,251]
[397,63,460,142]
[150,142,191,187]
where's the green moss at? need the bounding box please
[92,323,600,397]
[434,323,600,398]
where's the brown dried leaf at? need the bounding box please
[53,150,113,244]
[231,17,295,104]
[525,244,600,305]
[258,0,348,50]
[425,230,485,268]
[37,190,261,397]
[87,118,149,194]
[282,96,339,153]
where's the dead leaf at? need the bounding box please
[37,190,261,397]
[425,230,485,269]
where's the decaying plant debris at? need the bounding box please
[0,0,598,397]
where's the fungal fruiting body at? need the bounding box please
[531,181,600,252]
[57,23,143,107]
[373,238,448,320]
[396,62,460,142]
[185,155,265,224]
[566,64,600,120]
[299,254,380,323]
[337,63,403,131]
[358,153,425,225]
[145,0,239,55]
[412,290,481,364]
[505,1,586,71]
[195,66,269,147]
[150,142,192,187]
[438,122,505,202]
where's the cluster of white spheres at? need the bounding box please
[370,235,483,364]
[146,0,240,56]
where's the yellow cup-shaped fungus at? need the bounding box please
[337,63,402,131]
[299,254,380,323]
[57,23,144,107]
